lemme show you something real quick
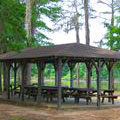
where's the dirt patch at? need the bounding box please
[0,102,120,120]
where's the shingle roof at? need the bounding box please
[0,52,16,60]
[1,43,120,61]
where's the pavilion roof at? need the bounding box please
[0,52,16,60]
[1,43,120,61]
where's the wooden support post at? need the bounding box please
[5,62,11,99]
[57,58,62,109]
[105,61,114,90]
[37,62,42,102]
[8,66,10,99]
[14,63,17,90]
[91,60,102,108]
[76,63,80,88]
[3,63,7,91]
[21,62,26,101]
[54,60,67,87]
[70,68,73,87]
[68,62,75,88]
[96,60,102,108]
[37,61,45,102]
[107,61,114,90]
[108,68,113,90]
[41,62,45,86]
[0,63,2,91]
[55,68,58,86]
[86,62,92,88]
[53,62,58,87]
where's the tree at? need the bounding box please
[32,0,61,45]
[105,16,120,50]
[0,0,26,53]
[0,0,27,90]
[25,0,33,46]
[54,0,83,43]
[98,0,120,89]
[24,0,61,85]
[83,0,90,45]
[24,0,33,85]
[55,0,84,87]
[98,0,120,49]
[55,0,96,87]
[0,0,61,88]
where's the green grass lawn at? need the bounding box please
[9,76,120,91]
[31,78,120,91]
[10,117,37,120]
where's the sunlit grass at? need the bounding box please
[10,117,26,120]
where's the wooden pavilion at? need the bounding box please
[0,43,120,108]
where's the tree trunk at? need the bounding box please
[111,0,114,27]
[75,26,80,43]
[25,0,34,85]
[25,0,33,46]
[110,0,115,50]
[75,21,80,88]
[84,0,90,45]
[110,0,115,87]
[84,0,90,85]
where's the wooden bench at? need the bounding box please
[70,88,95,104]
[24,86,38,101]
[14,85,21,98]
[101,95,118,104]
[101,90,118,104]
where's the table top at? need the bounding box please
[23,85,115,93]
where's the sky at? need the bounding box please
[46,0,112,47]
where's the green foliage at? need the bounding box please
[44,64,55,79]
[0,0,61,53]
[62,63,70,77]
[32,0,61,44]
[104,16,120,50]
[0,0,26,52]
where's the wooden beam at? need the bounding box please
[68,62,76,87]
[85,62,93,88]
[57,58,62,109]
[70,68,73,87]
[91,60,102,108]
[13,63,17,90]
[53,62,58,87]
[96,60,102,108]
[106,61,115,90]
[54,59,68,87]
[0,63,2,91]
[5,62,11,99]
[3,63,7,91]
[11,63,20,90]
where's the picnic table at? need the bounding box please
[68,88,96,104]
[12,84,118,105]
[41,86,70,102]
[24,85,38,101]
[23,86,70,102]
